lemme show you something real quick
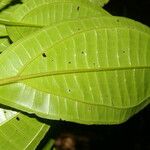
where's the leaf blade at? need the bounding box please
[0,16,150,124]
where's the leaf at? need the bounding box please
[88,0,109,7]
[0,108,50,150]
[0,16,149,124]
[5,0,110,42]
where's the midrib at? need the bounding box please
[0,65,149,86]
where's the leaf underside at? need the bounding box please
[0,16,149,124]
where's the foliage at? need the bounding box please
[0,0,149,149]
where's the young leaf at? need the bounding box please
[5,0,110,42]
[0,17,149,124]
[0,108,50,150]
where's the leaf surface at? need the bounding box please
[0,17,150,124]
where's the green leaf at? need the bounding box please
[5,0,110,42]
[88,0,109,7]
[0,108,50,150]
[0,16,149,124]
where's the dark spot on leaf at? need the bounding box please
[0,51,2,54]
[68,61,71,64]
[42,53,46,57]
[68,89,71,92]
[51,59,54,62]
[78,28,80,31]
[16,117,20,121]
[117,19,119,22]
[123,50,125,53]
[4,111,6,113]
[81,51,84,54]
[77,6,80,11]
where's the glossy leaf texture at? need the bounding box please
[88,0,109,6]
[5,0,110,42]
[0,16,150,124]
[0,109,49,150]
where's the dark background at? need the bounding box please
[38,1,150,150]
[104,0,150,26]
[38,105,150,150]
